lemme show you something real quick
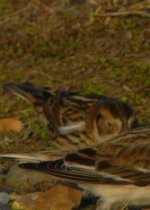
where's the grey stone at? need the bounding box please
[0,192,10,204]
[6,164,58,192]
[0,204,12,210]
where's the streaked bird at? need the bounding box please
[3,83,139,148]
[3,83,60,135]
[1,126,150,210]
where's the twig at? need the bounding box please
[95,10,150,18]
[128,2,150,10]
[22,117,37,140]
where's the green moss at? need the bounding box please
[126,18,138,29]
[33,119,51,141]
[82,79,106,94]
[0,1,12,15]
[60,10,77,21]
[97,56,108,64]
[0,104,7,113]
[11,73,26,82]
[108,58,122,67]
[119,96,128,103]
[0,72,6,83]
[111,17,120,27]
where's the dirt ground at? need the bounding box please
[0,0,149,209]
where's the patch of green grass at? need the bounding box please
[125,65,150,88]
[82,78,106,94]
[0,104,7,113]
[0,66,6,83]
[0,1,13,15]
[96,56,108,65]
[119,96,129,103]
[11,72,26,82]
[16,109,51,141]
[126,18,138,29]
[111,17,121,28]
[108,58,122,67]
[60,10,77,22]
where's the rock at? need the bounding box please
[34,184,82,210]
[0,118,23,134]
[6,164,59,192]
[11,192,42,210]
[0,204,12,210]
[10,185,82,210]
[0,192,10,204]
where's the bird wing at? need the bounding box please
[19,126,150,186]
[95,126,150,186]
[19,158,130,184]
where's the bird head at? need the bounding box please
[86,99,139,143]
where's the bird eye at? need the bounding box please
[107,121,112,127]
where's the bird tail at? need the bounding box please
[0,151,64,163]
[3,83,61,134]
[3,83,53,106]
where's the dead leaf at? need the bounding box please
[0,118,24,134]
[34,184,82,210]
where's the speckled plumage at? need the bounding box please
[1,126,150,210]
[3,83,139,148]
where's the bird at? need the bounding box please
[3,83,60,135]
[0,126,150,210]
[3,83,139,148]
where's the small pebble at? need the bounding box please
[0,192,10,204]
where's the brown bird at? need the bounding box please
[1,126,150,210]
[3,83,139,148]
